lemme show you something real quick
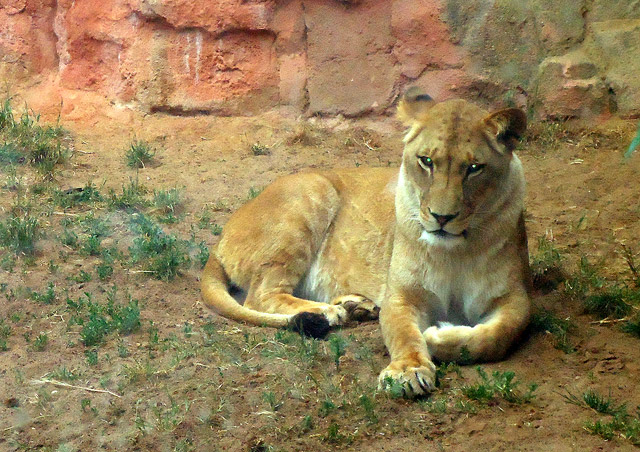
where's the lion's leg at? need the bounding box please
[245,267,348,327]
[423,290,530,363]
[377,291,437,397]
[330,294,380,321]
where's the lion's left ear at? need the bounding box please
[397,87,435,125]
[483,108,527,153]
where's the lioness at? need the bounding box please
[201,89,531,396]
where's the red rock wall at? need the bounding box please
[1,0,472,116]
[1,0,639,118]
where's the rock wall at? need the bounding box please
[1,0,639,118]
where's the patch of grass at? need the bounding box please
[129,214,190,281]
[318,398,336,418]
[564,255,640,331]
[125,139,155,169]
[300,414,314,432]
[584,288,633,319]
[211,223,223,236]
[109,176,149,210]
[152,398,191,432]
[0,319,11,351]
[81,234,103,256]
[562,388,640,445]
[153,187,183,223]
[0,98,68,178]
[116,341,130,358]
[67,290,141,346]
[565,256,605,299]
[0,143,24,166]
[30,282,57,304]
[583,390,627,417]
[327,333,349,370]
[262,391,283,412]
[123,360,157,385]
[422,397,448,414]
[525,120,569,148]
[194,240,209,269]
[358,394,378,424]
[529,309,575,353]
[77,212,110,237]
[250,143,271,156]
[69,269,92,283]
[461,367,538,404]
[621,313,640,338]
[85,349,98,366]
[96,262,114,281]
[0,212,40,255]
[324,421,351,444]
[622,245,640,288]
[46,366,80,381]
[53,182,102,209]
[247,186,263,200]
[60,228,79,248]
[530,236,565,292]
[32,332,49,351]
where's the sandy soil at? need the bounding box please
[1,96,640,451]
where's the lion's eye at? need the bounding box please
[418,156,433,170]
[467,163,485,175]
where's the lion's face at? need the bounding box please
[397,92,526,247]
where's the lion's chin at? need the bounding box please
[418,229,467,248]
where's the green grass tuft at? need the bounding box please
[529,309,575,353]
[0,212,40,255]
[109,177,149,210]
[129,214,190,281]
[461,367,538,404]
[584,288,632,319]
[32,332,49,351]
[53,182,102,209]
[583,390,627,416]
[125,139,155,169]
[621,313,640,338]
[67,290,142,347]
[327,333,349,370]
[0,98,68,178]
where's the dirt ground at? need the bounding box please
[1,94,640,451]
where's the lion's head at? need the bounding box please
[396,88,527,248]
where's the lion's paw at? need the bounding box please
[424,324,474,362]
[331,294,380,322]
[321,304,348,326]
[378,359,436,398]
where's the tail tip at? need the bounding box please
[288,312,331,339]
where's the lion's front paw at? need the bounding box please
[424,324,474,362]
[331,294,380,322]
[378,359,436,398]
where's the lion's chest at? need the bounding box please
[420,256,510,326]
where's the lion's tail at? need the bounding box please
[200,255,292,328]
[201,255,331,338]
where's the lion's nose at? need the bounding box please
[429,210,459,227]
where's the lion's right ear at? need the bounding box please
[397,87,435,125]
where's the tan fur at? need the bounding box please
[201,90,531,397]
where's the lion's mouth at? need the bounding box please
[429,229,467,239]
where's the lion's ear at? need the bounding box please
[483,108,527,152]
[397,87,435,125]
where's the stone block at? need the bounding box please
[391,0,463,79]
[304,0,397,115]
